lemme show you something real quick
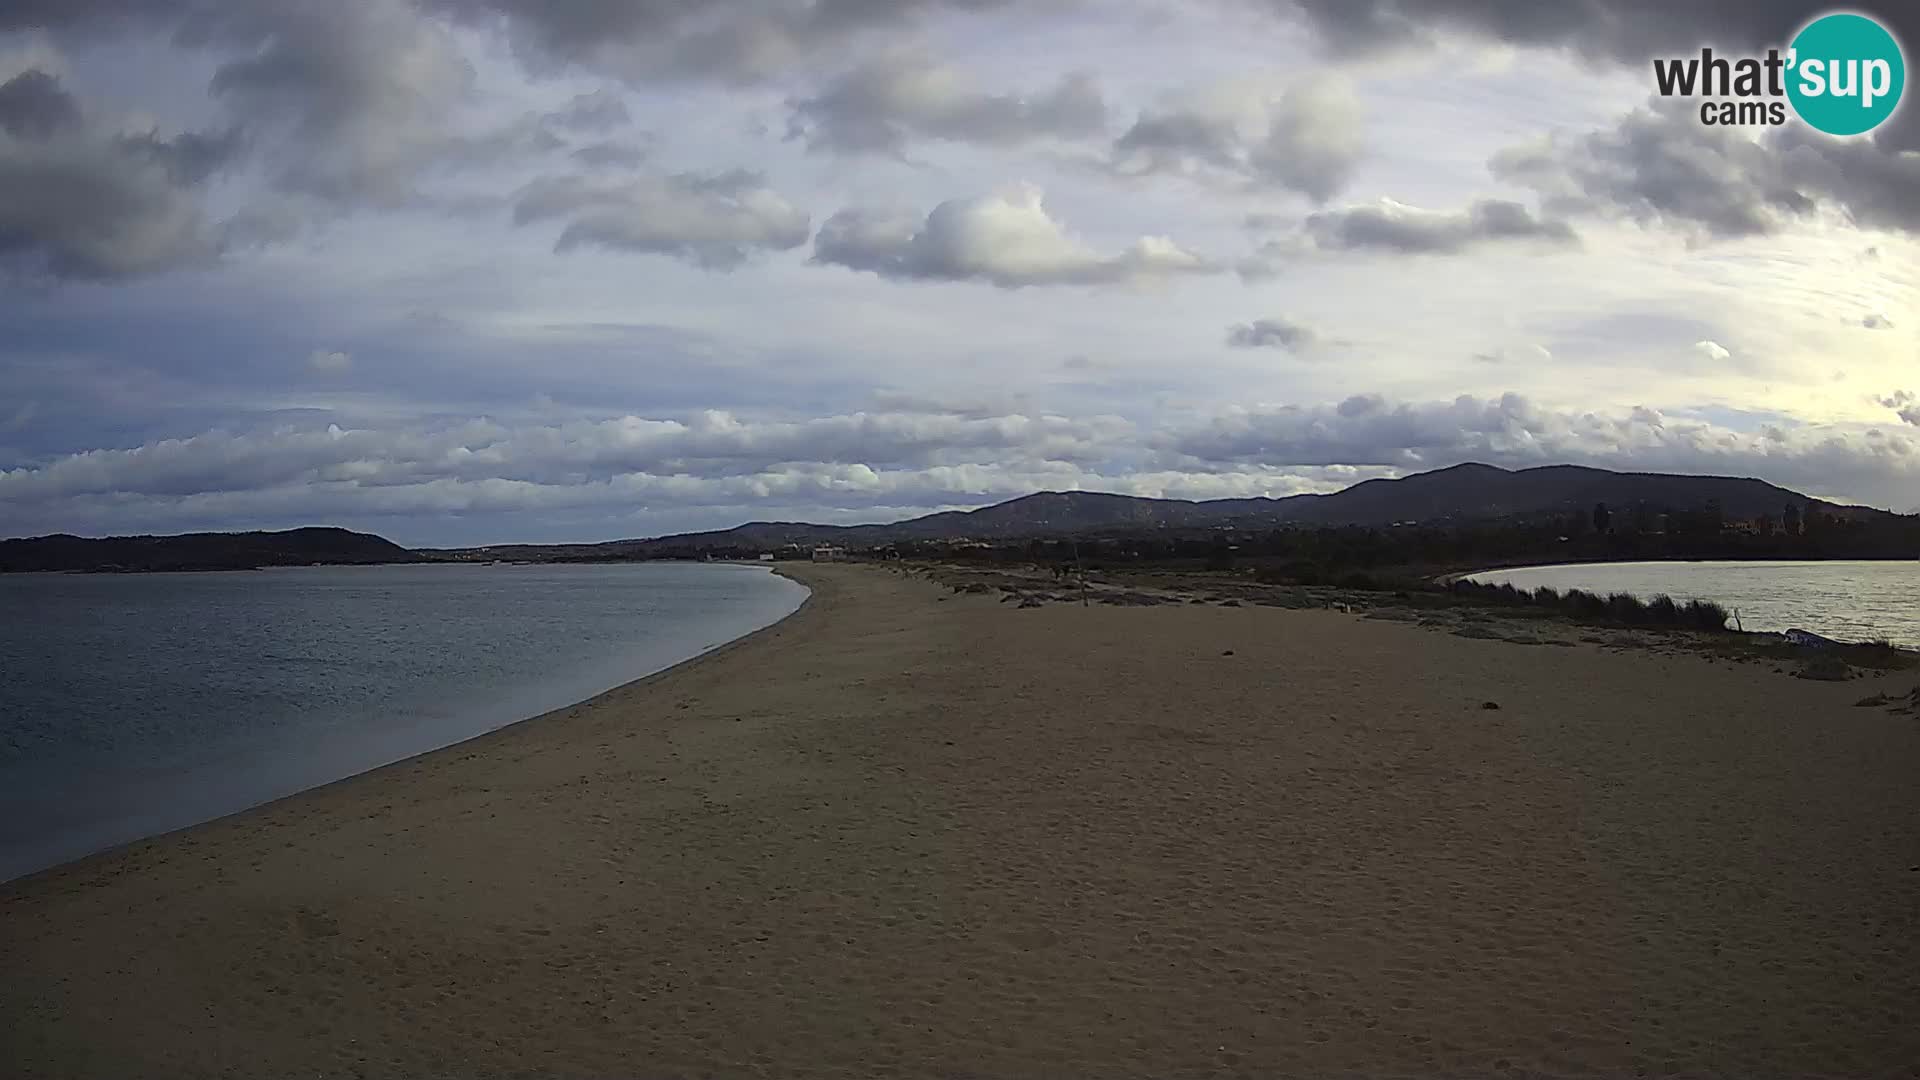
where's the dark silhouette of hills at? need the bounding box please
[1210,462,1874,530]
[0,527,419,573]
[11,463,1902,570]
[442,462,1893,559]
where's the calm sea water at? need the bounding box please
[0,562,808,881]
[1468,560,1920,646]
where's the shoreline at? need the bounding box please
[1438,552,1920,585]
[5,562,1916,1077]
[1450,558,1920,649]
[0,563,813,887]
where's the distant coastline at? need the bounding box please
[9,461,1916,574]
[0,527,418,575]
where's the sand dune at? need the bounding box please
[4,563,1917,1078]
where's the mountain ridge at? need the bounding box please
[440,462,1899,558]
[8,463,1903,570]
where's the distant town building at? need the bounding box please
[811,545,846,562]
[758,553,776,562]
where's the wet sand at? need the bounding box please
[4,563,1917,1078]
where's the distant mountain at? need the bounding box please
[0,527,420,573]
[1233,462,1874,529]
[440,462,1889,558]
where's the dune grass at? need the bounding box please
[1448,578,1732,632]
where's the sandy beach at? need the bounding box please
[4,562,1917,1078]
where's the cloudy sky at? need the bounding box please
[2,0,1916,545]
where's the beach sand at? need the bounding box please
[4,563,1917,1078]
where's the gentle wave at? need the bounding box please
[0,561,807,881]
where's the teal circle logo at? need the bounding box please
[1786,12,1906,135]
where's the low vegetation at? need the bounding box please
[1445,577,1733,632]
[905,558,1917,677]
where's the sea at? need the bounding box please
[0,562,808,882]
[1467,560,1920,647]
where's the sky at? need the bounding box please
[1,0,1916,546]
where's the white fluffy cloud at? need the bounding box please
[0,409,1130,504]
[6,396,1916,539]
[514,170,810,268]
[812,184,1219,287]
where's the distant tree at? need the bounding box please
[1782,503,1802,537]
[1631,503,1657,535]
[1592,501,1611,535]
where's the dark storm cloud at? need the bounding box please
[1109,79,1361,202]
[1271,0,1919,151]
[1878,391,1920,426]
[0,1,163,31]
[1302,198,1578,253]
[1492,103,1920,238]
[189,1,477,204]
[786,54,1107,156]
[5,1,538,208]
[0,69,232,279]
[426,0,1035,84]
[1280,0,1823,58]
[0,70,81,138]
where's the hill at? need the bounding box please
[0,527,421,573]
[1234,462,1866,528]
[16,464,1899,568]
